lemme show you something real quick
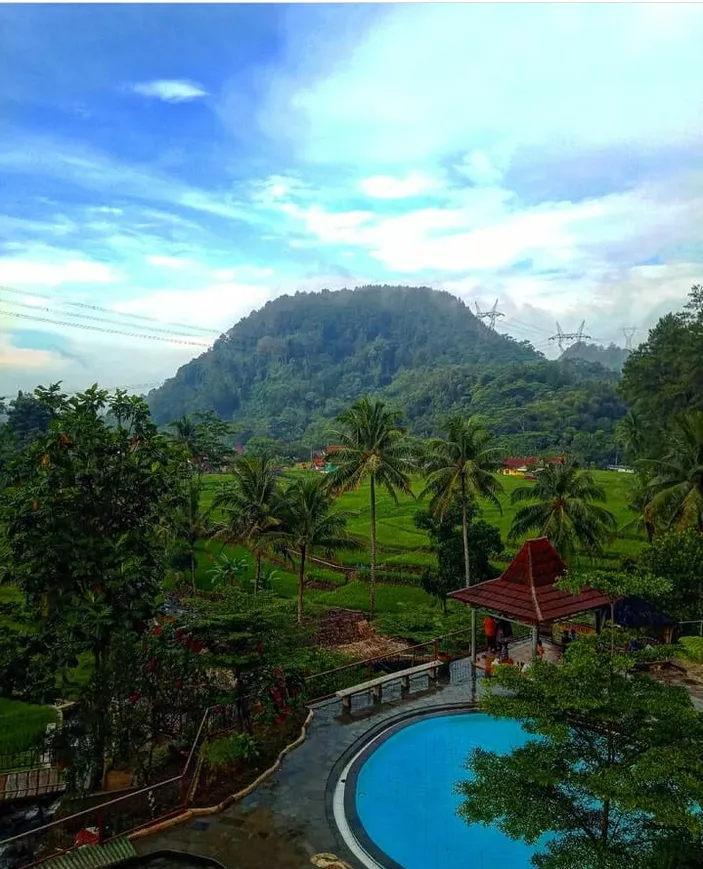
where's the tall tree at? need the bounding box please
[327,397,415,619]
[166,474,212,593]
[414,503,502,611]
[644,409,703,532]
[210,454,281,594]
[619,470,656,544]
[458,639,703,869]
[276,475,360,623]
[639,529,703,621]
[421,414,503,587]
[5,385,62,449]
[508,462,617,562]
[167,411,232,472]
[1,385,182,785]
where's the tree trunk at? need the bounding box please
[297,545,306,625]
[370,474,377,620]
[190,549,196,595]
[461,476,471,588]
[254,553,261,595]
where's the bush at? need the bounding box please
[679,636,703,663]
[202,731,259,770]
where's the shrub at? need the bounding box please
[679,636,703,663]
[202,731,260,770]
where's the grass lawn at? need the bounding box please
[0,697,58,757]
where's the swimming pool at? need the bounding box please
[333,710,542,869]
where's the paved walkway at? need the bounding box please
[134,660,479,869]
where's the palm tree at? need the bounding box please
[327,397,416,619]
[421,414,503,587]
[209,454,281,593]
[168,415,201,463]
[645,410,703,532]
[276,475,361,623]
[615,410,646,464]
[158,474,211,593]
[619,470,656,543]
[508,462,617,562]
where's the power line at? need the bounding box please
[474,298,505,330]
[0,309,212,348]
[0,284,220,336]
[0,293,216,340]
[548,320,592,353]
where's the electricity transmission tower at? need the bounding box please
[548,320,592,353]
[622,327,637,352]
[474,299,504,330]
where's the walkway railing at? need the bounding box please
[0,707,212,869]
[678,620,703,638]
[305,627,474,703]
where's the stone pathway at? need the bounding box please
[134,661,478,869]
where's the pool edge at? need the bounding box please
[324,703,479,869]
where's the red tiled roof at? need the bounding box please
[502,456,566,468]
[448,537,610,625]
[502,457,539,468]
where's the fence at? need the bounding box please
[304,627,474,702]
[0,707,212,869]
[678,620,703,638]
[2,629,476,867]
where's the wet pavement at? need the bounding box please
[134,660,480,869]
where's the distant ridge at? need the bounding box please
[147,284,625,464]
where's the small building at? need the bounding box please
[500,456,565,477]
[449,537,610,661]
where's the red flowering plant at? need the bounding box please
[105,622,214,783]
[181,588,310,732]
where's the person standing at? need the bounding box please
[484,614,497,652]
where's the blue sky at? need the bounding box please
[1,3,702,395]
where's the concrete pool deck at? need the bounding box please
[133,660,479,869]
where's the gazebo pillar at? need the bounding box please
[470,608,476,663]
[531,624,539,662]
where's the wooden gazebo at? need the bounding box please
[449,537,611,662]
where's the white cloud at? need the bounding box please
[259,4,703,166]
[359,173,437,199]
[111,282,275,333]
[0,338,55,370]
[131,79,208,103]
[0,254,118,287]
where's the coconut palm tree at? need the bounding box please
[210,454,281,593]
[276,475,361,623]
[421,414,503,588]
[645,410,703,532]
[327,397,416,619]
[158,474,211,593]
[168,415,201,462]
[619,470,656,543]
[508,462,617,562]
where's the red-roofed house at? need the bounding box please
[449,537,610,661]
[500,456,566,476]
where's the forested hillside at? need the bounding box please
[147,285,626,463]
[619,284,703,460]
[560,341,630,373]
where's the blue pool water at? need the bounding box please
[354,712,541,869]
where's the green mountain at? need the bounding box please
[560,341,630,373]
[147,285,626,464]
